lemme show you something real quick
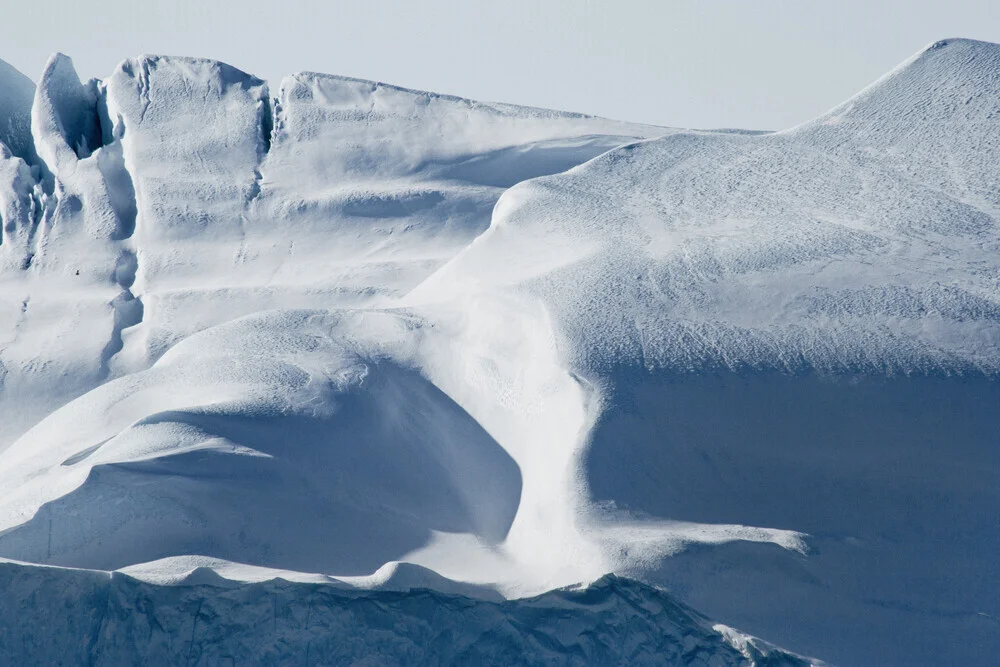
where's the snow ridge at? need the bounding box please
[424,37,1000,375]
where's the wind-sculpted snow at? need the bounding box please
[0,53,663,450]
[0,310,522,575]
[0,54,127,448]
[426,37,1000,374]
[413,38,1000,664]
[0,38,998,665]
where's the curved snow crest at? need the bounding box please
[424,38,1000,375]
[0,309,522,576]
[0,297,804,600]
[0,558,820,666]
[789,38,1000,132]
[286,70,646,123]
[271,68,664,183]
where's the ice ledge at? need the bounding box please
[0,559,820,665]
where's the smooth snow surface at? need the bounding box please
[1,38,999,664]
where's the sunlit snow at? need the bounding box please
[1,38,998,665]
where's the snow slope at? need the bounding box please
[0,38,998,664]
[0,57,35,164]
[424,37,1000,374]
[414,37,1000,664]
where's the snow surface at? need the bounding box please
[412,38,1000,664]
[0,38,999,664]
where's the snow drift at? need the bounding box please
[1,38,999,664]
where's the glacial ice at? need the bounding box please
[0,38,999,664]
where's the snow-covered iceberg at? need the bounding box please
[1,38,998,664]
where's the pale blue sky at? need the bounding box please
[5,0,998,130]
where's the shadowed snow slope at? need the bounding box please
[0,310,521,574]
[415,38,1000,665]
[0,38,998,665]
[0,57,35,164]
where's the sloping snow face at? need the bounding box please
[0,38,998,665]
[100,60,663,376]
[428,37,1000,374]
[414,38,1000,665]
